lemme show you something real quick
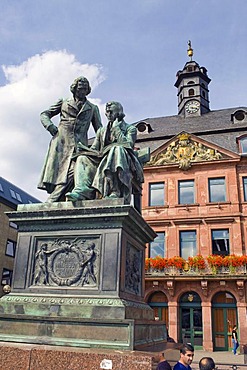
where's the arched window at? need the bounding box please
[148,291,168,324]
[212,291,236,304]
[187,81,195,85]
[188,88,194,96]
[180,291,201,303]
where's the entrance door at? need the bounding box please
[212,292,237,351]
[179,292,203,349]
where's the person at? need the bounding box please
[65,101,144,203]
[199,357,216,370]
[173,343,194,370]
[232,324,239,355]
[156,352,172,370]
[38,76,102,202]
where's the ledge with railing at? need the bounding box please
[145,255,247,276]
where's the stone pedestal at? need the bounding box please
[0,342,156,370]
[0,199,166,350]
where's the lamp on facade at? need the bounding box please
[2,285,11,294]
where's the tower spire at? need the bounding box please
[175,42,211,116]
[187,40,193,61]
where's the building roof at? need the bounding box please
[135,106,247,153]
[0,176,40,208]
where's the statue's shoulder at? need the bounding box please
[85,99,98,109]
[126,122,137,133]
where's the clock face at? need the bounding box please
[185,100,200,114]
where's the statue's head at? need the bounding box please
[105,101,125,121]
[70,76,91,97]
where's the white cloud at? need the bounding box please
[0,50,106,201]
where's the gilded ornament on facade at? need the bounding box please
[147,133,223,170]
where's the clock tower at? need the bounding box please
[175,41,211,117]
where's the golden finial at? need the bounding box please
[187,40,193,60]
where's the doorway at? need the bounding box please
[179,292,203,349]
[212,292,237,351]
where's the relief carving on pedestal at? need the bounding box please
[147,133,223,170]
[125,244,142,295]
[33,237,99,287]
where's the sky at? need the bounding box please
[0,0,247,201]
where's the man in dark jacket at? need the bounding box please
[38,76,102,202]
[156,352,172,370]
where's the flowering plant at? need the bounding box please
[145,254,247,273]
[167,256,186,269]
[222,255,247,267]
[145,256,168,270]
[149,256,168,270]
[188,255,206,270]
[206,255,224,268]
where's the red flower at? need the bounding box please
[167,256,186,269]
[188,255,206,270]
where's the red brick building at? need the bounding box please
[135,46,247,351]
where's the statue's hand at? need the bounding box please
[48,124,58,136]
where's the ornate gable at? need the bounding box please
[146,132,239,170]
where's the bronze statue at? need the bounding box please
[65,101,144,203]
[38,76,102,202]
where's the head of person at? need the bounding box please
[158,352,165,362]
[179,343,194,367]
[70,76,91,98]
[233,324,237,330]
[105,101,125,123]
[199,357,216,370]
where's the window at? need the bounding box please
[235,111,245,121]
[1,268,13,285]
[149,182,165,206]
[243,177,247,201]
[178,180,195,204]
[208,178,226,202]
[188,88,195,96]
[150,232,165,258]
[6,239,16,257]
[9,189,22,202]
[212,229,229,255]
[180,230,197,260]
[239,137,247,153]
[0,183,3,192]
